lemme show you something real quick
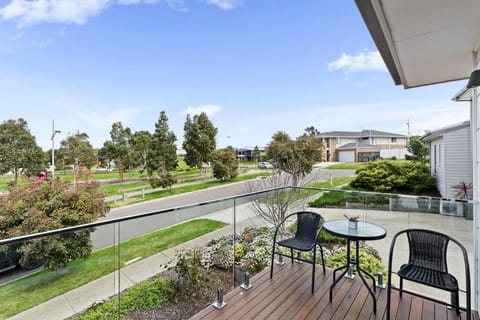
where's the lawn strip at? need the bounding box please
[0,218,226,319]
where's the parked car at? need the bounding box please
[0,249,42,273]
[258,161,274,169]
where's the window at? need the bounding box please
[433,145,437,175]
[391,137,397,143]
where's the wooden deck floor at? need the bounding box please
[191,263,476,320]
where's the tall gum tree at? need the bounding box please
[183,112,217,170]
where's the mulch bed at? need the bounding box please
[124,268,234,320]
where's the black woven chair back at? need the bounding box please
[295,211,321,244]
[407,229,449,273]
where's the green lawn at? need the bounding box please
[323,163,366,170]
[0,218,226,319]
[101,181,150,197]
[119,172,272,205]
[310,176,355,189]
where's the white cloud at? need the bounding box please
[204,0,242,11]
[0,0,112,28]
[182,104,222,117]
[328,50,386,74]
[165,0,188,12]
[0,0,163,28]
[117,0,160,5]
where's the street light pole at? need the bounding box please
[51,120,61,178]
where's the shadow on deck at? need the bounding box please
[191,263,477,320]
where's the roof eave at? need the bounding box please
[354,0,402,87]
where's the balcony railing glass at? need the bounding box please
[0,186,473,319]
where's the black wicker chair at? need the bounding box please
[270,211,326,293]
[386,229,471,320]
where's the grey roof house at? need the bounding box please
[422,121,472,199]
[317,129,407,162]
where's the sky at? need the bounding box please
[0,0,471,151]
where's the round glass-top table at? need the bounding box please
[323,219,387,314]
[322,219,386,241]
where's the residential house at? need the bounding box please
[422,121,472,199]
[317,129,407,162]
[235,147,266,162]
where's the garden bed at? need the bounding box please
[125,268,232,320]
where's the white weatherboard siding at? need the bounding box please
[444,126,472,198]
[473,55,480,310]
[429,136,446,197]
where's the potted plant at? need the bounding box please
[452,181,473,219]
[344,214,360,229]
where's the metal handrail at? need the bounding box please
[0,186,287,246]
[0,185,471,247]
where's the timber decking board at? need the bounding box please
[190,264,477,320]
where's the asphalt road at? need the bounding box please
[90,168,355,250]
[0,168,354,283]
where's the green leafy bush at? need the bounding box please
[326,247,387,280]
[79,278,174,320]
[150,171,177,189]
[169,248,205,288]
[350,160,438,195]
[0,180,108,270]
[211,147,239,181]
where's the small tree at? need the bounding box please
[246,170,319,229]
[102,122,134,180]
[252,146,261,164]
[0,180,108,271]
[246,131,323,227]
[408,135,429,163]
[211,147,239,180]
[146,111,178,188]
[267,131,320,186]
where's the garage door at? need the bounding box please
[338,151,355,162]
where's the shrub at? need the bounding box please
[350,160,438,195]
[211,147,239,181]
[79,277,174,320]
[200,227,273,274]
[150,171,177,189]
[326,247,387,280]
[0,180,108,270]
[169,248,205,289]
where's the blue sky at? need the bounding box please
[0,0,470,151]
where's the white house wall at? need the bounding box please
[429,136,446,197]
[444,125,472,198]
[473,54,480,310]
[380,148,408,159]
